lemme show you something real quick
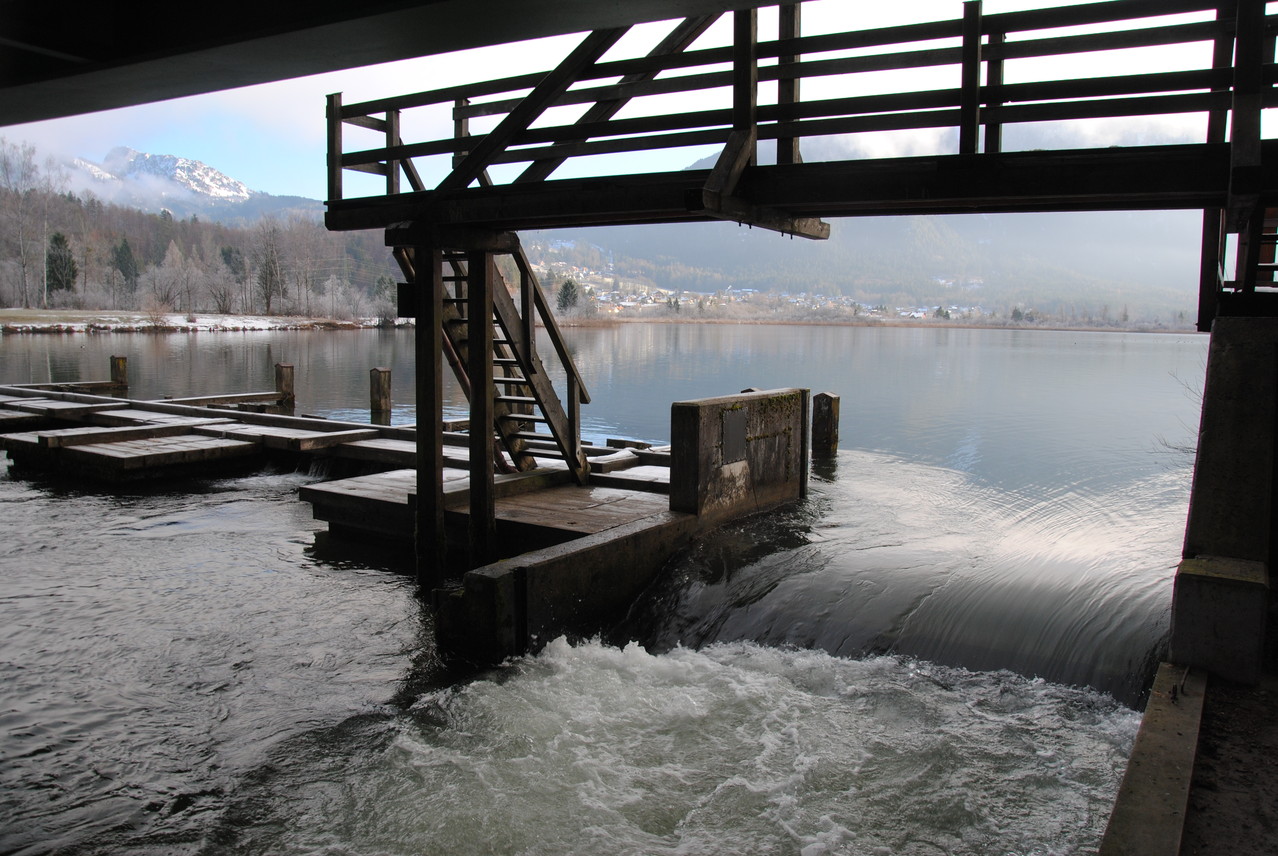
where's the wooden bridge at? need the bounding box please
[320,0,1278,583]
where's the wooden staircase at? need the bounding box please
[392,240,590,486]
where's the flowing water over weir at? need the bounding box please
[0,326,1203,854]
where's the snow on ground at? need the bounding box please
[0,310,406,334]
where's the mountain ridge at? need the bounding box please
[62,147,322,224]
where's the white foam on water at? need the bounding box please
[250,638,1138,856]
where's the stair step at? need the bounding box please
[493,376,529,385]
[494,358,520,366]
[512,431,557,443]
[501,413,550,423]
[496,395,537,405]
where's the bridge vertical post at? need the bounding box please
[1198,3,1237,330]
[732,7,758,158]
[959,0,983,155]
[416,247,447,587]
[385,109,401,196]
[326,93,343,203]
[983,29,1004,154]
[454,97,471,169]
[467,249,497,568]
[1228,0,1265,294]
[777,3,802,166]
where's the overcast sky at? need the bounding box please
[4,0,1227,200]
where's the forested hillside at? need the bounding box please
[1,135,1203,326]
[0,140,398,319]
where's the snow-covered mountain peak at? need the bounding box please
[100,146,251,201]
[58,146,321,224]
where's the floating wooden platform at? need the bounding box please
[302,466,669,554]
[0,388,670,532]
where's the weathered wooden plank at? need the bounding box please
[63,437,260,471]
[36,423,205,448]
[289,428,381,451]
[88,410,235,428]
[0,409,42,429]
[8,399,121,419]
[159,391,283,406]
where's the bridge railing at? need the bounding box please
[327,0,1273,207]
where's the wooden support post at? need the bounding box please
[1196,3,1239,329]
[385,109,401,196]
[519,256,534,372]
[109,355,128,388]
[733,8,758,147]
[326,93,343,202]
[959,0,983,155]
[983,30,1004,154]
[777,3,802,166]
[467,249,497,568]
[1199,209,1225,331]
[1227,0,1264,258]
[416,248,447,587]
[274,363,295,408]
[370,367,391,423]
[812,392,840,458]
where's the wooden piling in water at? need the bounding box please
[812,392,839,457]
[275,364,295,408]
[109,356,128,388]
[370,367,392,422]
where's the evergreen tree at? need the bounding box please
[220,245,246,282]
[556,277,580,313]
[46,232,77,293]
[111,238,139,291]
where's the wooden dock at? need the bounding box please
[0,378,819,666]
[0,382,673,544]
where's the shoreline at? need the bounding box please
[0,308,1196,336]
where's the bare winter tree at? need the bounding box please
[0,139,40,307]
[252,217,285,314]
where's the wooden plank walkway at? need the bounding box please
[0,384,672,554]
[301,467,670,547]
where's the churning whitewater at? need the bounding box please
[210,639,1138,856]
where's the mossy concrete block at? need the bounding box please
[1170,556,1268,684]
[670,387,809,525]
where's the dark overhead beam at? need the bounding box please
[325,142,1252,233]
[0,0,773,127]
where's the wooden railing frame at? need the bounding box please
[327,0,1275,209]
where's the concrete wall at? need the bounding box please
[670,387,810,526]
[1171,317,1277,683]
[434,511,701,663]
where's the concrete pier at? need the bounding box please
[1102,317,1278,856]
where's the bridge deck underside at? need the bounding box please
[325,142,1268,233]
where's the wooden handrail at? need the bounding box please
[327,0,1271,206]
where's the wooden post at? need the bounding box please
[385,109,401,196]
[468,249,497,568]
[326,93,343,202]
[983,30,1004,154]
[812,392,840,458]
[370,367,392,423]
[109,355,128,388]
[959,0,983,155]
[416,248,447,587]
[274,363,295,408]
[777,3,802,166]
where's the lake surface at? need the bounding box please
[0,323,1206,855]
